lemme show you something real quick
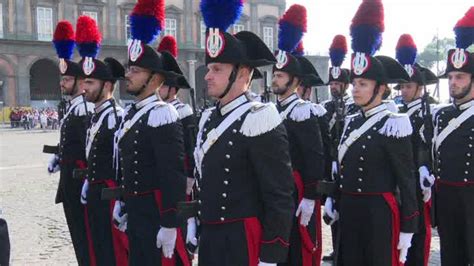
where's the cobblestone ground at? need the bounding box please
[0,128,441,265]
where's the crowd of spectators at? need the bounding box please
[8,108,59,130]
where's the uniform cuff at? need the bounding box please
[260,238,290,263]
[160,210,178,228]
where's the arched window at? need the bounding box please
[30,58,61,100]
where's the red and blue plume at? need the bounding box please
[396,34,417,66]
[76,16,101,58]
[158,35,178,58]
[200,0,244,31]
[350,0,384,55]
[130,0,165,44]
[53,21,75,60]
[454,7,474,49]
[292,41,304,56]
[329,35,347,67]
[278,4,307,53]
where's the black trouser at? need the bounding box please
[0,218,10,266]
[87,183,116,266]
[339,193,395,266]
[59,164,92,266]
[278,202,321,266]
[405,188,431,266]
[126,193,186,266]
[331,221,339,253]
[199,219,261,266]
[126,194,162,266]
[437,184,474,266]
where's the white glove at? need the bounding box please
[80,179,89,205]
[295,198,315,226]
[113,201,128,232]
[186,177,195,196]
[419,166,435,190]
[331,161,338,179]
[422,189,431,203]
[186,218,198,246]
[156,227,177,258]
[324,197,339,225]
[397,232,414,263]
[258,262,277,266]
[419,166,435,202]
[47,154,60,174]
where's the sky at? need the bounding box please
[285,0,472,102]
[286,0,471,58]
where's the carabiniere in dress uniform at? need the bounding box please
[427,8,474,265]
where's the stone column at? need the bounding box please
[184,0,194,48]
[107,0,118,43]
[250,1,258,33]
[14,0,28,38]
[16,56,30,106]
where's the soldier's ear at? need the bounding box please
[293,76,301,89]
[237,66,252,84]
[105,81,115,92]
[151,72,165,86]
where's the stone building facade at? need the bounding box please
[0,0,328,108]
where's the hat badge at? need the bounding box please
[59,58,68,75]
[82,57,95,76]
[206,28,225,58]
[404,64,414,77]
[352,52,369,75]
[275,50,289,69]
[129,39,144,62]
[331,67,341,79]
[450,48,468,69]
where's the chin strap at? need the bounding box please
[94,81,107,103]
[218,64,240,99]
[131,72,155,97]
[361,82,381,108]
[162,86,174,102]
[454,78,473,100]
[276,75,296,96]
[407,86,422,103]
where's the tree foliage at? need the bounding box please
[418,36,474,74]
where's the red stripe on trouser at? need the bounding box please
[315,199,322,265]
[77,160,97,266]
[83,205,97,266]
[104,179,129,266]
[423,200,432,266]
[293,171,321,266]
[153,191,191,266]
[381,193,403,266]
[244,217,263,266]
